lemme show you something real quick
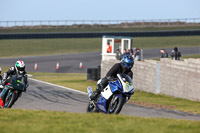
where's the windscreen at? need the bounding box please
[11,75,25,90]
[118,73,133,84]
[11,75,23,83]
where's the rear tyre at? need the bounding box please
[108,94,125,114]
[87,102,99,113]
[4,91,17,108]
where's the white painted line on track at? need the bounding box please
[29,78,87,95]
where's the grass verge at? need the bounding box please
[0,109,200,133]
[182,54,200,59]
[29,72,200,114]
[0,38,102,58]
[1,26,200,33]
[0,36,200,58]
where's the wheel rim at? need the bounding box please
[88,103,95,111]
[109,97,119,113]
[4,93,12,107]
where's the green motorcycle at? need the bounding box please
[3,75,26,108]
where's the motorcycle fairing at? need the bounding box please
[96,96,107,113]
[97,82,124,113]
[9,75,25,91]
[101,85,113,100]
[117,74,134,93]
[109,81,123,93]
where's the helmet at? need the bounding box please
[15,61,25,75]
[122,55,134,69]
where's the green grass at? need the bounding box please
[0,36,200,58]
[1,26,200,33]
[131,90,200,114]
[29,72,200,114]
[0,66,9,73]
[0,109,200,133]
[133,36,200,49]
[182,54,200,59]
[0,38,102,57]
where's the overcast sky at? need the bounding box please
[0,0,200,21]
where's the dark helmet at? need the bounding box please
[174,47,178,51]
[122,55,134,69]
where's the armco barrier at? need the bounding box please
[1,30,200,39]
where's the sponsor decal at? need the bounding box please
[98,104,106,112]
[125,81,130,90]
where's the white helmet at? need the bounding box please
[15,61,25,74]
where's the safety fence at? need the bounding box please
[0,18,200,28]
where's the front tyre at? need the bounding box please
[87,102,99,113]
[108,94,125,114]
[4,91,17,108]
[14,91,22,103]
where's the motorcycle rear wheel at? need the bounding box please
[4,91,17,108]
[108,94,125,114]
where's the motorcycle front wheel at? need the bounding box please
[108,94,125,114]
[87,102,99,113]
[4,91,17,108]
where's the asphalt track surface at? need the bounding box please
[12,78,200,121]
[0,47,200,73]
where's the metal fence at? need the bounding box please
[0,18,200,28]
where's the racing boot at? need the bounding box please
[89,84,101,101]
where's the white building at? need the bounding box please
[101,36,133,61]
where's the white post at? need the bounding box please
[156,62,160,94]
[141,49,143,61]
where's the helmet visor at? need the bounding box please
[127,63,133,68]
[18,67,25,72]
[128,63,133,67]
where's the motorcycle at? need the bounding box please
[87,73,134,114]
[2,75,26,108]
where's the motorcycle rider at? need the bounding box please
[0,61,28,108]
[89,55,134,100]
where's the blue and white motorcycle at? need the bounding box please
[87,73,134,114]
